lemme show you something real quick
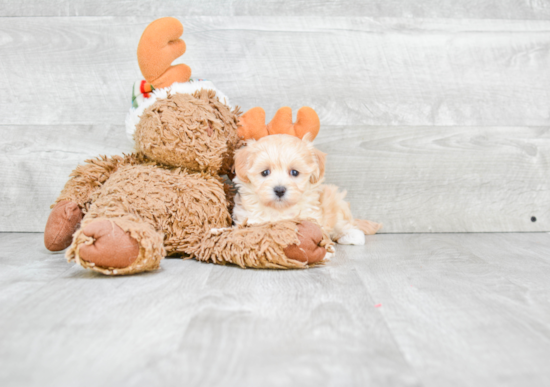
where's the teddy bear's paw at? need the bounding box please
[78,219,140,269]
[44,200,83,251]
[283,221,327,264]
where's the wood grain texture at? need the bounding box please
[2,0,550,19]
[0,125,133,232]
[2,232,550,386]
[1,14,549,233]
[2,125,548,232]
[0,17,549,127]
[0,233,419,387]
[316,125,550,233]
[351,232,550,387]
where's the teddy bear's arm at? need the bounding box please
[191,220,333,269]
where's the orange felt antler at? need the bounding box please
[238,106,320,141]
[238,107,268,140]
[137,17,191,90]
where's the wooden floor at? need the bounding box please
[1,232,550,387]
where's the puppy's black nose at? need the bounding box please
[274,186,286,198]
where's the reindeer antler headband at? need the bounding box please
[238,106,320,141]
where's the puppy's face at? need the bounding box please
[234,134,326,209]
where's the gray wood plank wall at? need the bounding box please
[2,0,550,19]
[0,1,548,232]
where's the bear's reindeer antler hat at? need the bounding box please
[137,17,191,90]
[127,17,232,141]
[238,106,321,141]
[132,17,321,142]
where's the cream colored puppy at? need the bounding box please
[232,134,381,245]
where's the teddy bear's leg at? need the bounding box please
[191,220,334,269]
[44,154,144,252]
[66,214,165,276]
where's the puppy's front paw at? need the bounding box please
[337,228,365,245]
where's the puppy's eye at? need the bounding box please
[261,170,270,177]
[290,170,299,177]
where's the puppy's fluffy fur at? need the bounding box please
[233,134,381,245]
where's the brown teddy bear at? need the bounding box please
[43,18,332,275]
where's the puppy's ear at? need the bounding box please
[234,145,251,183]
[302,132,314,143]
[310,148,326,184]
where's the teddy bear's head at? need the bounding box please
[134,89,241,175]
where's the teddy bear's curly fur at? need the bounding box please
[44,89,331,275]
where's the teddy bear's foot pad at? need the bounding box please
[44,200,83,251]
[79,220,139,269]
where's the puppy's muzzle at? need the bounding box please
[274,186,286,198]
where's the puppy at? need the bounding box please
[232,134,381,245]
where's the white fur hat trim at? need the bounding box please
[125,80,231,143]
